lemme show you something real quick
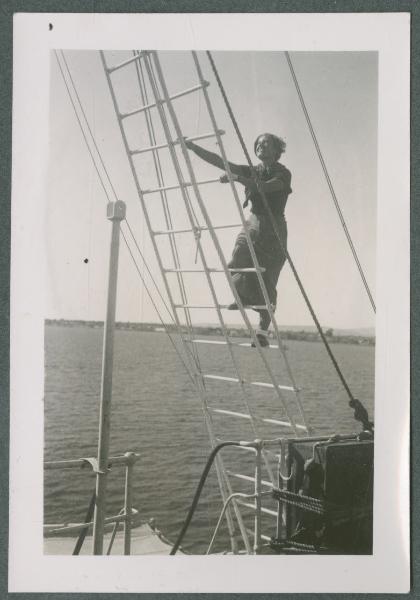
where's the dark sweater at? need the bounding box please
[240,162,292,217]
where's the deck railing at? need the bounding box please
[44,451,139,555]
[206,434,364,554]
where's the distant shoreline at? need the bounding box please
[45,319,375,347]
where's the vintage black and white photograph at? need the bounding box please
[9,13,409,594]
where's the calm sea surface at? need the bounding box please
[44,324,375,553]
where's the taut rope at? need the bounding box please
[284,51,376,312]
[55,50,195,382]
[206,51,373,431]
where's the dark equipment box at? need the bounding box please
[273,438,374,554]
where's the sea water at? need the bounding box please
[44,323,375,554]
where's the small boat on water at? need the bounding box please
[44,48,375,555]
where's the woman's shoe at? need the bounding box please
[251,333,270,348]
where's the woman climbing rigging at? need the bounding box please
[185,133,291,347]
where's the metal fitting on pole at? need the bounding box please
[123,452,137,555]
[92,200,126,555]
[253,441,262,554]
[106,200,126,221]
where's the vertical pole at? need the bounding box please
[276,493,283,541]
[284,442,292,540]
[277,441,285,540]
[123,452,135,555]
[92,200,126,555]
[254,442,262,554]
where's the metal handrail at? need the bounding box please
[206,434,364,553]
[205,442,264,555]
[44,451,139,554]
[44,509,138,535]
[206,492,255,555]
[45,452,139,471]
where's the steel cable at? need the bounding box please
[54,51,112,203]
[206,51,371,422]
[55,50,195,382]
[60,51,120,202]
[284,51,375,312]
[121,226,194,382]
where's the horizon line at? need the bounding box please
[44,318,376,336]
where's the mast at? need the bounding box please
[92,200,126,555]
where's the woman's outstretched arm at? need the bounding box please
[185,140,242,174]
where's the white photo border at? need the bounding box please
[10,12,410,593]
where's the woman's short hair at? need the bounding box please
[254,133,286,160]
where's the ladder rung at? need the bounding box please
[262,418,308,432]
[153,223,242,236]
[226,471,273,488]
[120,82,210,119]
[238,342,279,349]
[121,100,159,119]
[131,141,171,155]
[241,305,267,310]
[154,227,194,236]
[261,418,295,429]
[244,528,271,542]
[130,131,225,155]
[205,375,240,384]
[211,408,251,420]
[175,304,219,309]
[186,304,267,310]
[203,374,296,393]
[235,499,278,517]
[142,182,183,195]
[188,339,279,350]
[211,408,298,432]
[142,178,220,195]
[169,268,265,274]
[226,268,266,273]
[106,52,145,73]
[188,339,228,345]
[164,268,265,274]
[169,81,210,101]
[175,268,265,274]
[174,304,267,310]
[165,269,207,273]
[252,381,296,392]
[184,130,225,143]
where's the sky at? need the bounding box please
[47,50,378,330]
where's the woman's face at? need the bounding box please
[255,135,278,164]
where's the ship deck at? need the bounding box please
[44,521,177,555]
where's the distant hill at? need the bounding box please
[331,327,375,338]
[46,319,375,342]
[276,325,375,338]
[204,323,375,338]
